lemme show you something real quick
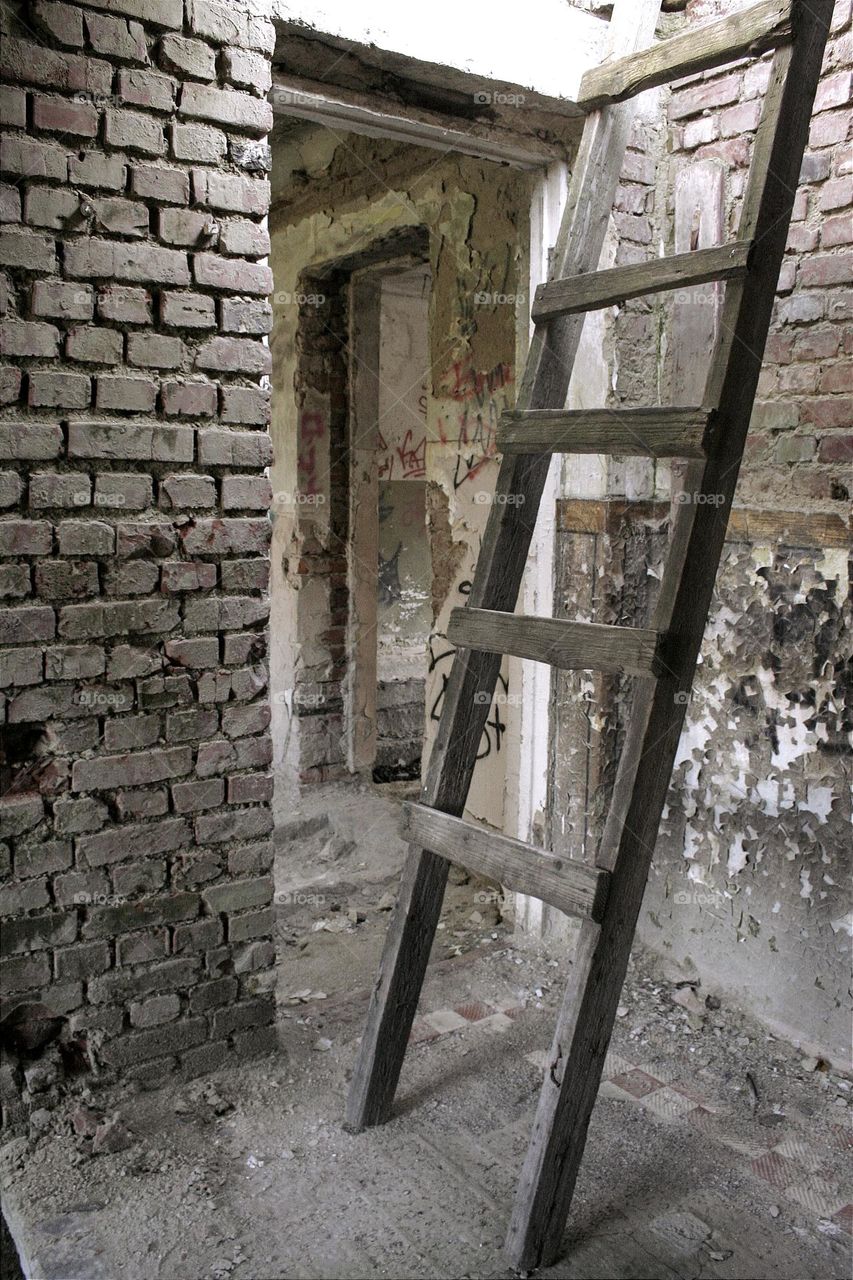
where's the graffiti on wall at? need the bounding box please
[427,579,509,761]
[377,426,427,480]
[436,361,513,490]
[377,379,428,480]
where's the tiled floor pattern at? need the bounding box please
[409,998,853,1238]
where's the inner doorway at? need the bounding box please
[348,263,433,784]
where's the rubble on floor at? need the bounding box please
[2,934,850,1280]
[3,782,849,1277]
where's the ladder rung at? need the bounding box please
[498,407,711,459]
[578,0,794,110]
[447,609,664,679]
[532,241,752,321]
[401,802,610,922]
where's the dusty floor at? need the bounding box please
[2,781,851,1280]
[273,780,507,1008]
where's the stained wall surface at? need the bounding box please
[268,127,532,826]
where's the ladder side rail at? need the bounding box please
[345,0,664,1134]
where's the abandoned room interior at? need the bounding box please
[0,0,850,1275]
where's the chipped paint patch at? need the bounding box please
[641,542,851,1063]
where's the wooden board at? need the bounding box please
[532,240,752,320]
[401,803,610,922]
[672,162,726,406]
[556,499,851,548]
[670,162,726,540]
[447,608,663,679]
[498,406,710,457]
[726,507,851,548]
[557,498,671,534]
[578,0,794,109]
[270,73,564,171]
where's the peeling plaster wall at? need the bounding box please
[647,542,851,1062]
[550,0,852,1063]
[639,0,853,1065]
[269,126,531,822]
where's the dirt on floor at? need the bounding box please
[2,780,851,1279]
[273,779,509,1012]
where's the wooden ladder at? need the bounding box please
[345,0,833,1269]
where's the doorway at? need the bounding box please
[347,263,432,783]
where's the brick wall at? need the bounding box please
[668,0,852,499]
[0,0,278,1119]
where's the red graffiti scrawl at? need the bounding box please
[444,360,512,402]
[377,427,426,480]
[436,360,514,489]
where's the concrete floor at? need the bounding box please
[2,782,851,1279]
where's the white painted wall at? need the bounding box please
[269,0,606,103]
[510,161,566,938]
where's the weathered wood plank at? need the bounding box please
[556,499,852,548]
[672,163,725,406]
[344,0,664,1138]
[505,2,833,1270]
[557,497,669,534]
[270,73,563,171]
[401,804,610,922]
[670,162,726,512]
[726,507,851,548]
[498,406,710,457]
[532,241,752,320]
[447,608,663,679]
[578,0,794,109]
